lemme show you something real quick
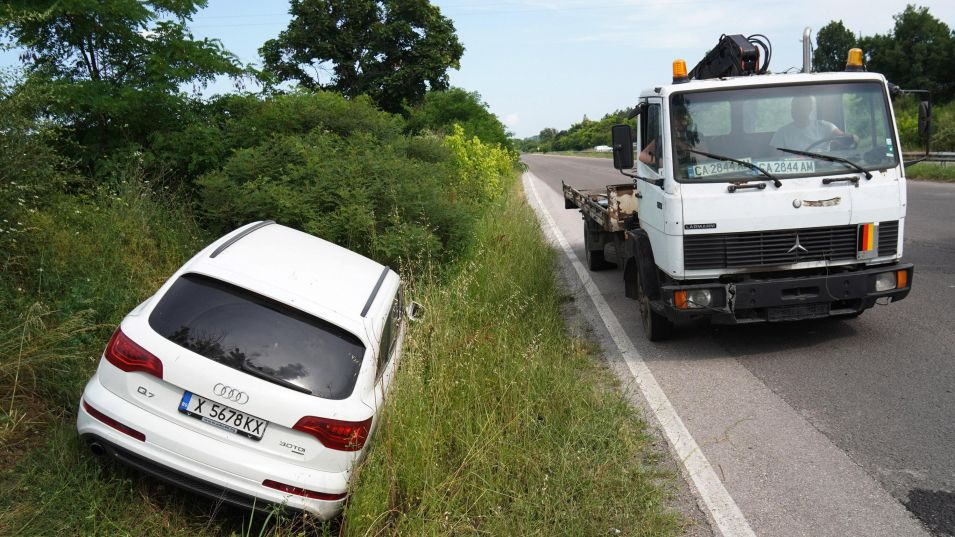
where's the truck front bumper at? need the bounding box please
[657,263,913,325]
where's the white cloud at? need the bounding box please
[504,113,520,126]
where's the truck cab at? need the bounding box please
[567,51,916,340]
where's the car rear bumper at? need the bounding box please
[657,263,913,324]
[76,373,347,519]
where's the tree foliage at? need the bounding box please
[813,20,858,73]
[861,5,955,101]
[0,0,242,164]
[407,88,511,148]
[523,111,633,152]
[260,0,464,113]
[815,6,955,101]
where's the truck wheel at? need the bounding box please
[584,223,615,271]
[637,268,673,341]
[586,248,614,271]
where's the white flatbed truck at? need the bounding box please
[564,36,923,340]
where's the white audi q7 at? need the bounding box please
[77,221,411,518]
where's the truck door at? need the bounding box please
[636,98,667,235]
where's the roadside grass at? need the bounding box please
[0,176,226,536]
[906,162,955,182]
[1,170,682,536]
[0,175,206,436]
[340,175,683,536]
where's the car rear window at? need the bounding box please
[148,273,365,400]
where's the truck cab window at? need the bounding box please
[639,103,663,173]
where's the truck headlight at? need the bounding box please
[675,289,713,309]
[874,272,897,292]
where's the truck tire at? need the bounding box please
[584,221,615,271]
[587,248,614,271]
[637,265,673,341]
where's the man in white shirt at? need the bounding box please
[771,96,857,151]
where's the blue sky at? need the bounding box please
[5,1,955,138]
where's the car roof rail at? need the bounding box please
[361,267,391,318]
[209,220,275,259]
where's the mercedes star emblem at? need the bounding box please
[787,233,809,254]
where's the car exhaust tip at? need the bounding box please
[89,441,106,456]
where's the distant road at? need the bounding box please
[524,154,955,537]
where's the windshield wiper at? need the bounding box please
[240,360,312,395]
[776,147,872,180]
[688,149,782,188]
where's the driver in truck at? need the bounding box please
[770,95,858,151]
[639,109,707,167]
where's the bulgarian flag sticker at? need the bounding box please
[857,222,879,259]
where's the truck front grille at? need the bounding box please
[878,220,899,254]
[683,221,899,270]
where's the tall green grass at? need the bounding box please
[1,170,682,535]
[0,175,218,535]
[906,162,955,182]
[340,178,683,535]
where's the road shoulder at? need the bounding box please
[522,165,932,537]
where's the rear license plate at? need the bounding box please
[178,392,268,440]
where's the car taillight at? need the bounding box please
[82,400,146,441]
[103,327,163,379]
[292,416,372,452]
[262,479,346,501]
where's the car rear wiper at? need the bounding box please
[688,149,782,188]
[776,147,872,180]
[240,361,312,395]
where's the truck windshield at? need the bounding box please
[670,81,898,182]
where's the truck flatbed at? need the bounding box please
[562,181,638,233]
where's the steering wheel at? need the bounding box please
[805,135,857,151]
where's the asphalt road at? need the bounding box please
[523,154,955,537]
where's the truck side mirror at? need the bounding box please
[917,100,932,139]
[611,124,634,170]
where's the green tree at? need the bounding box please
[260,0,464,113]
[861,5,955,100]
[0,0,242,165]
[813,20,858,72]
[407,88,510,148]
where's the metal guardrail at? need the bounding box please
[903,152,955,163]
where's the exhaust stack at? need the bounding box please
[803,27,812,73]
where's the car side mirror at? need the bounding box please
[611,124,634,170]
[917,100,932,139]
[406,301,424,321]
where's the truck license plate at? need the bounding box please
[178,392,268,440]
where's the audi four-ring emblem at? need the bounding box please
[213,383,249,404]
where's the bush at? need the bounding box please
[407,88,512,149]
[196,94,516,272]
[443,124,513,203]
[894,96,955,152]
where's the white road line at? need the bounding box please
[523,172,756,537]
